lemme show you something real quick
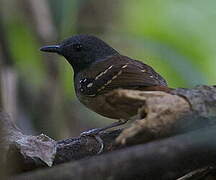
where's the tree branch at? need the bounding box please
[0,111,121,173]
[12,126,216,180]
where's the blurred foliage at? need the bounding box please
[0,0,215,138]
[121,0,216,87]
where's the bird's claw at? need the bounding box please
[94,135,104,154]
[80,128,104,154]
[80,120,128,154]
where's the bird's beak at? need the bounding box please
[40,45,61,53]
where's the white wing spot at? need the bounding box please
[80,78,87,83]
[88,94,96,97]
[111,70,122,80]
[108,65,113,70]
[95,65,113,80]
[122,64,128,69]
[117,70,122,76]
[97,69,122,93]
[150,75,154,78]
[95,72,103,80]
[95,72,104,80]
[87,82,93,88]
[103,69,109,74]
[105,80,112,85]
[141,69,146,72]
[97,86,105,92]
[112,75,118,80]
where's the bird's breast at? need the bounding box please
[75,90,138,120]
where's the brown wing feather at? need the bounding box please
[77,55,167,96]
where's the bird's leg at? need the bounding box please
[80,119,128,154]
[98,119,128,132]
[80,119,128,136]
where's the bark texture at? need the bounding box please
[11,126,216,180]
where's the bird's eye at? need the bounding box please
[73,43,83,52]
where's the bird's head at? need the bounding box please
[40,34,119,73]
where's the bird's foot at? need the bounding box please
[80,128,104,154]
[80,119,128,154]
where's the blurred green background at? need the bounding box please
[0,0,215,139]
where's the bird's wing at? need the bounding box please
[79,55,167,96]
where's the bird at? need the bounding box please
[40,34,170,138]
